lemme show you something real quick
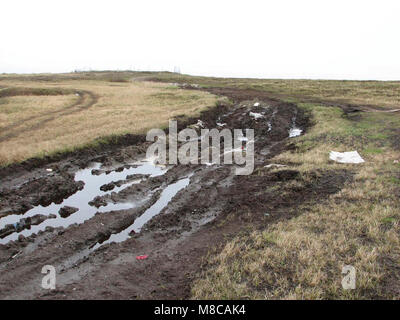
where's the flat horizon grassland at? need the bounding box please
[149,72,400,110]
[0,74,220,165]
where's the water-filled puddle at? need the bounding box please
[0,160,168,244]
[91,175,191,250]
[289,112,303,138]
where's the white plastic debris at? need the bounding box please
[329,151,365,164]
[253,102,260,107]
[193,119,205,129]
[289,128,302,137]
[264,164,287,169]
[249,112,263,120]
[46,168,53,172]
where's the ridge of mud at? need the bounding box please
[0,172,84,218]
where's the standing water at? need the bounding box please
[91,175,192,250]
[0,160,168,244]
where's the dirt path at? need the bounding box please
[180,86,400,114]
[0,89,98,143]
[0,87,351,299]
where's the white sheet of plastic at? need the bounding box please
[264,164,287,168]
[249,112,263,119]
[289,128,302,137]
[329,151,365,164]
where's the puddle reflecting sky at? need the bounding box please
[91,175,191,250]
[0,160,168,244]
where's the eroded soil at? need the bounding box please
[0,86,352,299]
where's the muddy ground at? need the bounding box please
[0,86,352,299]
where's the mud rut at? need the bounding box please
[0,87,347,299]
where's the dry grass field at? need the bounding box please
[0,75,219,165]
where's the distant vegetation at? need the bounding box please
[0,73,219,165]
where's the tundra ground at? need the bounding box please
[0,72,398,299]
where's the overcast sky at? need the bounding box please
[1,0,400,80]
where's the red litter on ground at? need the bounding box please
[136,255,148,260]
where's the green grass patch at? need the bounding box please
[363,147,384,154]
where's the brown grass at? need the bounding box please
[192,104,400,299]
[148,73,400,110]
[0,78,219,165]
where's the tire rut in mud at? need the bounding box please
[0,87,350,299]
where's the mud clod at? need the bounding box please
[100,182,116,192]
[88,196,108,208]
[59,206,79,218]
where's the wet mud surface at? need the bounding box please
[0,86,352,299]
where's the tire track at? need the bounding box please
[0,89,98,143]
